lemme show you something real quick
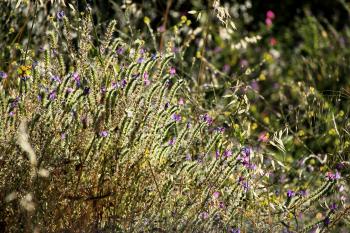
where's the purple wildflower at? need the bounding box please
[73,72,81,87]
[157,25,166,33]
[323,216,330,226]
[61,133,66,139]
[241,147,251,157]
[326,171,341,181]
[170,67,176,76]
[83,87,90,95]
[330,203,337,211]
[215,150,220,159]
[200,113,213,125]
[215,127,225,133]
[143,72,150,86]
[0,71,7,79]
[111,82,118,89]
[57,10,65,20]
[287,190,295,198]
[178,98,184,105]
[172,113,182,122]
[99,131,108,137]
[168,137,176,146]
[219,201,225,209]
[151,53,157,60]
[120,79,127,88]
[186,122,191,129]
[213,191,220,199]
[49,90,57,100]
[199,211,209,219]
[137,57,144,63]
[298,190,307,197]
[230,227,240,233]
[101,86,107,93]
[51,75,61,83]
[223,64,230,73]
[66,87,74,94]
[117,47,124,55]
[223,150,232,157]
[9,111,14,117]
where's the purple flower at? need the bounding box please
[223,64,230,73]
[223,150,232,157]
[9,111,14,117]
[73,72,81,87]
[57,10,65,20]
[241,147,251,157]
[185,154,191,161]
[200,113,213,125]
[172,113,182,122]
[157,25,166,33]
[51,75,61,83]
[323,216,330,226]
[120,79,127,88]
[61,133,66,139]
[101,86,107,93]
[111,82,118,89]
[215,150,220,159]
[287,190,295,198]
[238,176,249,191]
[230,227,240,233]
[83,87,90,95]
[0,71,8,79]
[219,201,225,209]
[215,127,225,133]
[99,131,108,137]
[326,171,341,180]
[49,90,57,100]
[213,191,220,199]
[168,137,176,146]
[151,53,157,60]
[298,190,307,197]
[66,87,74,94]
[199,211,209,219]
[330,203,337,211]
[178,98,184,105]
[170,67,176,76]
[143,72,150,86]
[186,122,191,129]
[117,47,124,55]
[137,57,144,63]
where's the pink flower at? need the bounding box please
[265,18,273,27]
[258,131,269,142]
[213,191,220,199]
[266,10,275,20]
[170,67,176,75]
[178,98,184,105]
[269,37,277,46]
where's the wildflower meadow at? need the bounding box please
[0,0,349,232]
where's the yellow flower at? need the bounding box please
[258,73,266,81]
[251,123,258,130]
[263,116,270,124]
[17,65,32,77]
[143,16,150,24]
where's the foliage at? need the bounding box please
[0,0,349,232]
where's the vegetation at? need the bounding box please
[0,0,349,232]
